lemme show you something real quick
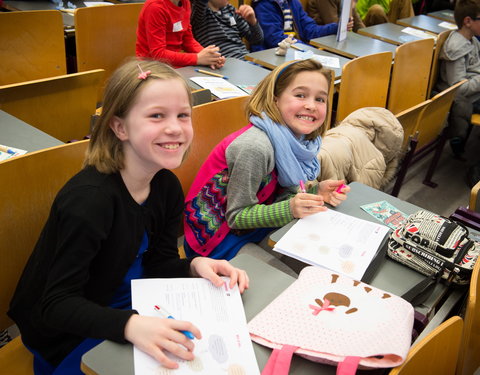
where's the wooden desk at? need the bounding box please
[0,110,63,152]
[177,58,270,95]
[309,32,397,59]
[357,23,436,45]
[396,15,457,35]
[244,44,351,80]
[427,9,455,23]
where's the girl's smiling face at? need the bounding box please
[275,71,329,138]
[110,78,193,175]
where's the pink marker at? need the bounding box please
[299,180,306,193]
[336,184,346,193]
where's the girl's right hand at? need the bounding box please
[290,192,327,219]
[197,45,223,67]
[124,314,201,369]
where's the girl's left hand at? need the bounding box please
[189,257,249,293]
[318,180,350,207]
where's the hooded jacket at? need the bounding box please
[437,30,480,103]
[318,107,404,189]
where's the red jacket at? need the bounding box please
[136,0,202,67]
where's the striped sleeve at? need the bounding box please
[233,199,294,229]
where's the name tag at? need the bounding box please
[229,16,236,26]
[172,21,183,32]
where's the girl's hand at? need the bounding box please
[290,192,326,218]
[124,314,201,369]
[189,257,249,293]
[318,180,350,207]
[197,45,223,67]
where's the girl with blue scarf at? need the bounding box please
[184,59,349,260]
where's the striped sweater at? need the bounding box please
[191,0,264,58]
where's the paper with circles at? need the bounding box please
[131,278,259,375]
[273,209,389,280]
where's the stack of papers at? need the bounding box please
[189,77,249,99]
[132,277,259,375]
[273,209,389,280]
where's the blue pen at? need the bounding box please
[0,146,15,155]
[154,305,195,339]
[194,68,228,80]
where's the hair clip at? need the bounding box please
[137,64,151,80]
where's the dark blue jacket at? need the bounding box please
[251,0,337,51]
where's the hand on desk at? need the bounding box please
[290,192,327,218]
[124,314,201,369]
[197,45,225,70]
[318,179,350,207]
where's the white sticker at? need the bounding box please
[172,21,183,32]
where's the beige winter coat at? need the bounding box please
[318,107,404,189]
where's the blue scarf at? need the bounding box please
[250,114,321,187]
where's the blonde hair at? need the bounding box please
[247,59,332,140]
[84,58,192,174]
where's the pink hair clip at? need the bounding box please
[137,64,151,80]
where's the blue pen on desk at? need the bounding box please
[153,305,195,339]
[0,145,16,155]
[291,44,305,52]
[194,69,228,80]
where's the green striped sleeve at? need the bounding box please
[233,199,294,229]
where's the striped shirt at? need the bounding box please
[191,0,264,58]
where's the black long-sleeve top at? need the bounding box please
[8,166,192,366]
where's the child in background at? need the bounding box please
[136,0,226,68]
[191,0,264,58]
[436,0,480,157]
[8,59,248,374]
[307,0,365,32]
[250,0,353,51]
[184,59,349,260]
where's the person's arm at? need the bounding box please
[253,0,290,49]
[143,3,199,67]
[190,0,208,30]
[444,58,480,99]
[235,5,264,45]
[307,0,340,24]
[292,0,338,41]
[181,20,203,53]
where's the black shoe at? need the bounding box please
[450,137,465,157]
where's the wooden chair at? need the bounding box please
[0,10,67,86]
[470,180,480,212]
[0,70,104,143]
[0,141,89,375]
[456,260,480,375]
[336,51,392,122]
[388,316,463,375]
[387,38,434,115]
[426,29,453,98]
[173,96,249,257]
[191,89,213,106]
[75,3,144,100]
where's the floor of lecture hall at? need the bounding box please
[383,125,480,217]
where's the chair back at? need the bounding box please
[395,99,431,149]
[336,51,392,122]
[191,89,212,106]
[387,38,434,115]
[388,316,463,375]
[0,10,67,85]
[0,70,104,143]
[173,96,249,197]
[414,79,466,150]
[426,29,453,98]
[470,180,480,212]
[0,141,89,330]
[456,260,480,375]
[75,3,144,100]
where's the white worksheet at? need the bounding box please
[273,209,389,280]
[131,277,260,375]
[189,77,248,99]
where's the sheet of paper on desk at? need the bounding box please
[273,209,389,280]
[360,200,407,230]
[189,77,248,99]
[401,27,436,39]
[293,50,340,68]
[438,21,457,30]
[131,277,260,375]
[0,144,27,162]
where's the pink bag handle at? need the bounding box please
[261,345,299,375]
[337,356,361,375]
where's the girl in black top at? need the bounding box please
[8,58,248,374]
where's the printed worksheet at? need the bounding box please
[273,209,389,280]
[0,144,27,162]
[189,77,248,99]
[131,278,259,375]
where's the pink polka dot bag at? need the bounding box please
[248,266,414,375]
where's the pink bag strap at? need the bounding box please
[337,356,361,375]
[261,345,299,375]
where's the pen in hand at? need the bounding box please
[153,305,195,340]
[299,180,306,193]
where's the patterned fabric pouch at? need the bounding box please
[387,209,480,285]
[248,266,414,375]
